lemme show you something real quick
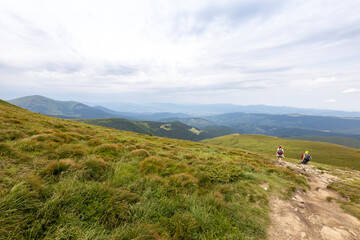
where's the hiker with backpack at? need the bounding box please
[301,151,312,171]
[276,145,284,162]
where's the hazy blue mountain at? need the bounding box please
[8,95,117,119]
[91,102,360,117]
[76,118,237,141]
[202,112,360,135]
[93,106,192,121]
[8,95,360,142]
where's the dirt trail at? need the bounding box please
[267,161,360,240]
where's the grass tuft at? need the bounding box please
[43,159,76,176]
[0,142,19,158]
[168,173,199,191]
[0,129,26,141]
[82,156,109,181]
[139,157,186,177]
[94,143,124,158]
[130,149,150,159]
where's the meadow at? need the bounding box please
[202,134,360,169]
[0,100,308,239]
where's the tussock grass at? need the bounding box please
[43,159,75,176]
[130,149,150,159]
[87,138,103,147]
[0,99,310,239]
[0,142,29,162]
[94,143,124,158]
[54,144,87,159]
[82,156,109,181]
[0,142,19,158]
[168,173,199,192]
[0,129,26,141]
[139,156,186,177]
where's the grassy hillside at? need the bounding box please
[77,118,236,141]
[285,135,360,149]
[202,134,360,169]
[0,100,307,239]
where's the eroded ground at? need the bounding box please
[268,162,360,240]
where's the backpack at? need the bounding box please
[303,154,311,163]
[277,149,283,155]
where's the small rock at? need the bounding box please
[259,182,269,190]
[293,195,304,203]
[339,226,357,237]
[301,232,306,238]
[321,226,343,240]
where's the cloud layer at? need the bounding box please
[1,0,360,111]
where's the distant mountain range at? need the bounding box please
[7,95,360,147]
[87,101,360,117]
[7,95,236,141]
[202,112,360,135]
[8,95,118,119]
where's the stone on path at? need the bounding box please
[320,226,343,240]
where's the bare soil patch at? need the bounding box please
[268,161,360,240]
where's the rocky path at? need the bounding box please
[267,161,360,240]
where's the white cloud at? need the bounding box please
[0,0,360,110]
[342,88,360,93]
[325,99,337,103]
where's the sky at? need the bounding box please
[0,0,360,111]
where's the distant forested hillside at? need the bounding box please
[76,118,236,141]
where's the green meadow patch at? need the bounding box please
[202,134,360,169]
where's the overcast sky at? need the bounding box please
[1,0,360,111]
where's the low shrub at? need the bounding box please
[206,162,243,183]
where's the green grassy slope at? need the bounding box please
[202,134,360,169]
[284,135,360,149]
[0,100,307,240]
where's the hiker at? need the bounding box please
[276,145,284,162]
[301,151,311,171]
